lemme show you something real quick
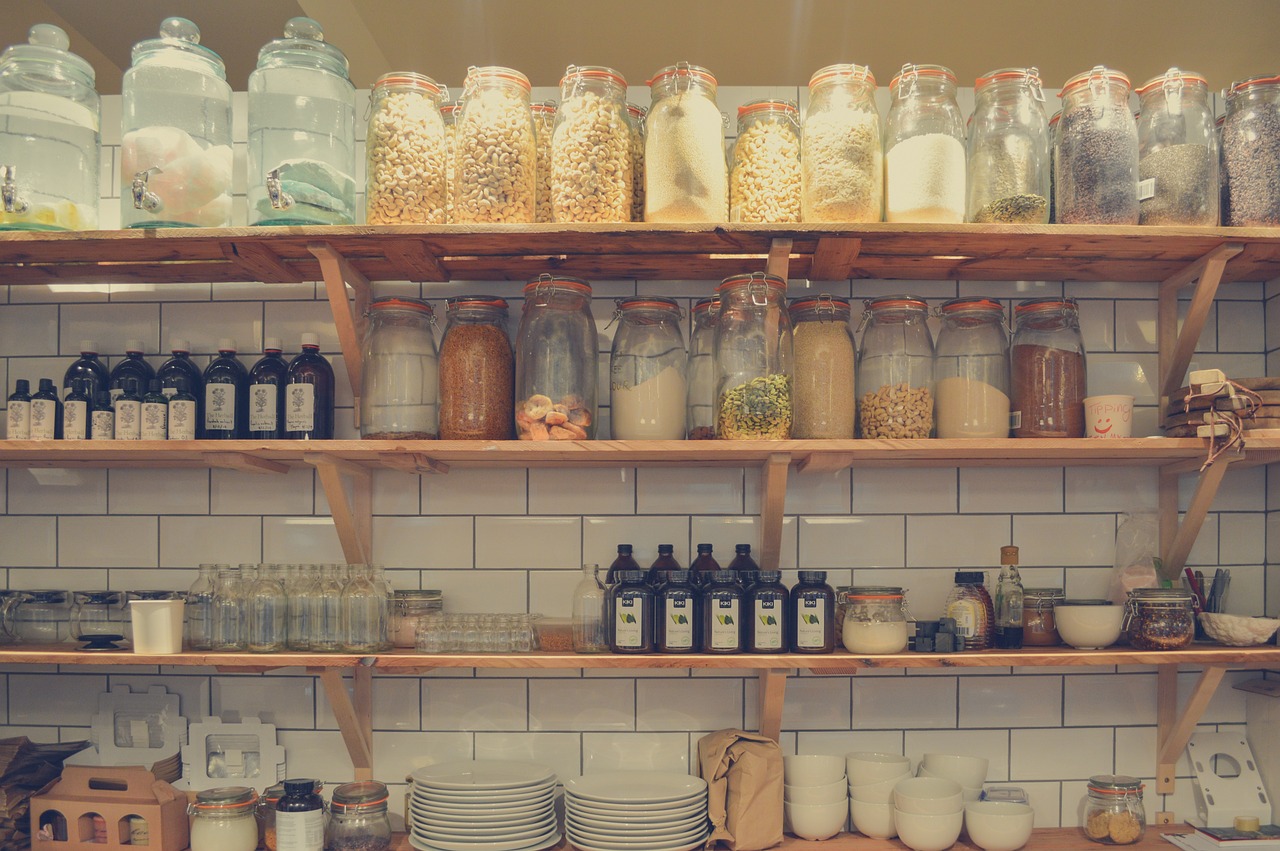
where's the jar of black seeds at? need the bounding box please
[1222,74,1280,226]
[1056,66,1139,224]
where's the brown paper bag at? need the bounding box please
[698,729,784,851]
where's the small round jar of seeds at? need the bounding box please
[714,273,793,440]
[856,295,935,439]
[454,65,537,224]
[366,72,448,225]
[730,100,801,223]
[552,66,632,223]
[532,101,556,223]
[1124,588,1196,650]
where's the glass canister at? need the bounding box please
[789,295,856,439]
[610,297,688,440]
[361,297,439,440]
[1010,298,1086,438]
[366,72,448,225]
[391,590,442,648]
[686,296,719,440]
[1135,68,1217,226]
[121,18,232,228]
[11,590,70,643]
[885,63,966,223]
[1124,588,1196,650]
[248,17,356,226]
[515,275,598,440]
[730,99,801,223]
[1022,587,1065,646]
[438,296,513,440]
[552,65,631,223]
[0,590,24,644]
[1222,74,1280,226]
[645,62,727,222]
[856,295,935,439]
[802,63,882,223]
[627,104,647,222]
[0,24,99,231]
[842,587,911,654]
[967,67,1051,223]
[1083,775,1146,845]
[714,273,793,440]
[190,786,259,851]
[933,297,1010,439]
[442,102,458,222]
[1056,66,1139,224]
[455,65,537,224]
[70,591,127,645]
[1049,110,1061,222]
[326,781,392,851]
[532,101,556,223]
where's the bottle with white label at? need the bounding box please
[167,377,198,440]
[63,341,110,401]
[285,334,334,439]
[702,570,744,654]
[202,340,248,439]
[109,340,156,401]
[157,340,204,428]
[62,379,91,440]
[747,570,789,653]
[30,378,61,440]
[657,570,699,653]
[790,570,835,653]
[609,570,654,653]
[7,380,32,439]
[248,339,288,439]
[141,379,168,440]
[114,377,143,440]
[91,391,114,440]
[274,778,325,851]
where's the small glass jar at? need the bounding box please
[933,297,1010,439]
[1011,298,1087,438]
[857,295,935,439]
[967,68,1050,223]
[730,99,801,223]
[455,65,536,224]
[257,783,284,851]
[70,590,127,645]
[515,275,598,440]
[645,62,727,222]
[715,273,793,439]
[803,63,882,223]
[326,781,392,851]
[391,590,442,649]
[790,295,856,439]
[1124,588,1196,651]
[190,786,259,851]
[885,64,966,223]
[1022,587,1065,646]
[532,101,556,224]
[553,65,631,223]
[686,296,719,440]
[610,297,687,440]
[1083,775,1146,845]
[627,104,646,222]
[1056,66,1139,224]
[11,589,70,643]
[1135,68,1217,226]
[366,72,448,225]
[1222,74,1280,226]
[442,102,458,222]
[439,296,513,440]
[843,587,911,654]
[361,297,440,440]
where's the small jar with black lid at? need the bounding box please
[702,570,744,654]
[656,570,699,653]
[790,571,835,653]
[609,570,654,653]
[747,571,789,653]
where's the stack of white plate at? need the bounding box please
[564,771,710,851]
[409,759,560,851]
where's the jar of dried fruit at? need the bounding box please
[1124,588,1196,650]
[686,296,719,440]
[366,72,448,225]
[730,99,801,223]
[856,295,935,439]
[454,65,536,223]
[714,273,793,440]
[515,275,598,440]
[1083,775,1145,845]
[802,63,882,223]
[438,296,513,440]
[552,65,631,223]
[789,295,855,439]
[361,297,439,440]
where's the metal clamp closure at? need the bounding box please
[131,168,163,213]
[266,168,294,211]
[1,165,29,214]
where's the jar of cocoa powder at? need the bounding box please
[1010,298,1086,438]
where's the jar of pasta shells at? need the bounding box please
[627,104,647,222]
[856,295,935,438]
[802,63,882,223]
[552,65,632,223]
[454,65,536,223]
[532,101,555,223]
[515,275,598,440]
[1083,775,1145,845]
[366,72,448,224]
[730,100,801,222]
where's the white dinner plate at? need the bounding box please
[565,797,705,818]
[412,798,555,817]
[413,812,553,832]
[564,772,706,805]
[565,820,708,844]
[566,811,707,834]
[408,829,561,851]
[565,807,706,827]
[414,821,555,843]
[413,784,557,805]
[413,760,557,791]
[412,805,554,826]
[565,827,709,851]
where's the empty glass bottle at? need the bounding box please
[246,564,287,652]
[286,565,318,652]
[186,563,217,651]
[211,565,246,651]
[571,564,608,653]
[311,564,345,652]
[341,565,386,653]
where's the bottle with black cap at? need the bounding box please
[790,571,835,653]
[702,570,744,654]
[656,570,699,653]
[30,378,61,440]
[140,379,168,440]
[167,377,198,440]
[157,339,204,416]
[62,378,91,440]
[606,544,641,585]
[727,543,760,583]
[688,542,720,589]
[747,570,789,653]
[114,377,143,440]
[609,570,654,653]
[646,543,682,586]
[109,340,155,400]
[202,339,248,439]
[63,340,109,399]
[90,391,113,440]
[7,379,32,439]
[275,778,324,851]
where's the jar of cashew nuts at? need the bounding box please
[532,101,556,223]
[454,65,537,223]
[551,65,632,223]
[627,104,647,222]
[730,100,801,223]
[366,72,448,225]
[442,102,458,222]
[515,275,599,440]
[856,295,936,438]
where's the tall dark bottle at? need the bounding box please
[202,339,248,439]
[727,544,760,575]
[248,338,289,439]
[7,379,32,439]
[62,379,91,440]
[606,544,642,585]
[63,341,110,400]
[646,544,682,586]
[109,340,155,401]
[285,334,335,440]
[30,378,61,440]
[689,543,721,589]
[157,339,204,428]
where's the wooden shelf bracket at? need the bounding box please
[1155,663,1228,794]
[759,453,790,572]
[757,668,791,742]
[1158,455,1233,581]
[1157,243,1244,408]
[316,665,375,781]
[305,453,373,565]
[309,242,372,427]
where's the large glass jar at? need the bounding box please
[190,786,259,851]
[645,62,727,222]
[391,590,442,649]
[1222,75,1280,227]
[1056,66,1139,224]
[442,102,458,222]
[1049,111,1061,222]
[967,68,1050,223]
[686,296,718,440]
[0,24,99,231]
[515,275,598,440]
[856,295,935,439]
[885,64,966,223]
[326,781,392,851]
[842,587,911,654]
[1022,587,1065,646]
[0,590,24,644]
[121,18,232,228]
[790,295,856,439]
[1083,775,1146,845]
[455,65,536,224]
[11,590,70,643]
[248,17,355,226]
[70,590,127,645]
[532,101,555,223]
[714,273,793,440]
[803,63,882,223]
[1136,68,1217,226]
[730,99,801,223]
[361,297,439,440]
[553,65,631,223]
[627,104,646,222]
[366,72,447,225]
[610,297,687,440]
[438,296,513,440]
[933,297,1010,439]
[1010,298,1086,438]
[1124,588,1196,651]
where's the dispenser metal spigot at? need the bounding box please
[131,168,163,213]
[266,168,294,210]
[1,166,30,214]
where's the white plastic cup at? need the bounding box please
[129,600,184,654]
[1083,394,1134,438]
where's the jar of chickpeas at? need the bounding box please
[730,100,801,223]
[552,65,632,223]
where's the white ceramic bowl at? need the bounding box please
[965,801,1035,851]
[893,776,964,815]
[921,753,990,788]
[785,778,847,805]
[785,800,847,841]
[894,808,965,851]
[846,751,913,784]
[849,798,897,839]
[784,754,846,787]
[849,772,912,804]
[1199,612,1280,647]
[1055,602,1124,650]
[962,784,984,802]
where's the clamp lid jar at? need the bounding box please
[361,297,439,441]
[686,296,720,440]
[609,297,687,440]
[327,780,392,851]
[857,295,935,439]
[1083,774,1145,845]
[1022,587,1065,646]
[1124,588,1196,650]
[789,295,855,439]
[933,297,1010,439]
[190,786,259,851]
[842,586,911,654]
[714,273,793,440]
[515,276,598,440]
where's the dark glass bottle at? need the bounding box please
[688,543,721,589]
[727,543,760,574]
[62,379,91,440]
[790,570,836,653]
[141,379,168,440]
[63,341,109,400]
[275,778,325,851]
[248,338,289,440]
[157,339,204,424]
[747,571,789,653]
[202,339,248,439]
[7,379,32,439]
[647,544,682,586]
[606,544,642,585]
[702,570,744,654]
[609,570,654,653]
[656,570,699,653]
[30,378,61,439]
[90,391,113,440]
[109,340,155,401]
[167,377,198,440]
[285,334,335,440]
[114,377,143,440]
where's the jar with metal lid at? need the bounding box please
[1011,298,1087,438]
[1083,775,1146,845]
[833,586,853,649]
[70,590,126,645]
[967,67,1050,223]
[0,590,25,643]
[627,104,647,221]
[1136,68,1217,226]
[391,590,442,649]
[1022,587,1065,646]
[1056,66,1139,224]
[11,589,70,643]
[442,102,458,222]
[686,297,719,440]
[326,781,392,851]
[857,295,935,439]
[366,72,448,225]
[439,296,513,440]
[455,65,536,224]
[789,295,856,439]
[933,297,1010,439]
[803,63,882,223]
[248,17,355,226]
[553,66,631,223]
[842,587,911,654]
[715,273,793,440]
[190,786,259,851]
[610,297,687,440]
[0,24,99,231]
[885,64,966,223]
[515,275,598,440]
[730,99,801,223]
[361,297,439,440]
[121,17,232,228]
[1124,588,1196,650]
[1222,74,1280,226]
[645,62,727,222]
[532,101,555,223]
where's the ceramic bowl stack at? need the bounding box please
[783,755,847,841]
[893,777,966,851]
[564,771,709,851]
[846,752,912,839]
[409,760,560,851]
[918,753,989,802]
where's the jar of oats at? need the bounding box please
[803,63,882,223]
[454,65,537,223]
[552,65,632,223]
[532,101,556,223]
[856,295,935,439]
[442,102,458,222]
[627,104,647,221]
[645,62,727,222]
[366,72,448,225]
[730,100,801,223]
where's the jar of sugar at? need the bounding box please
[644,62,727,222]
[884,63,966,223]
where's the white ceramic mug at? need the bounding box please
[129,600,185,654]
[1083,394,1134,438]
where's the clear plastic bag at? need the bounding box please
[1108,513,1161,604]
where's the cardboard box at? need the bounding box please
[30,766,189,851]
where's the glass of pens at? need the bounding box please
[1185,568,1230,640]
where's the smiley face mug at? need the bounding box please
[1083,394,1134,438]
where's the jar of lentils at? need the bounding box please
[1136,68,1217,226]
[1083,775,1145,845]
[803,63,882,223]
[1222,74,1280,226]
[438,296,513,440]
[714,273,793,440]
[365,72,448,225]
[686,296,719,440]
[856,295,935,439]
[1124,588,1196,650]
[730,99,801,223]
[454,65,536,223]
[553,66,631,223]
[1056,66,1139,224]
[627,104,647,222]
[789,295,856,439]
[645,62,727,222]
[1021,587,1065,646]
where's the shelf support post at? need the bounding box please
[1155,663,1228,796]
[757,669,790,742]
[318,667,374,781]
[1157,243,1243,411]
[307,454,373,565]
[759,453,790,572]
[1158,456,1232,581]
[766,238,793,280]
[309,242,372,428]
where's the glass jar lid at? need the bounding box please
[394,590,443,601]
[940,297,1004,316]
[648,62,717,90]
[865,294,929,315]
[618,296,681,315]
[1024,588,1065,609]
[1127,588,1194,604]
[373,71,443,97]
[975,67,1043,91]
[692,296,720,315]
[738,99,799,120]
[330,780,389,815]
[130,18,225,79]
[522,275,592,299]
[560,64,627,89]
[73,590,123,605]
[847,586,905,599]
[260,782,286,806]
[445,295,509,314]
[1228,74,1280,98]
[1062,599,1114,606]
[193,786,258,813]
[24,589,68,604]
[1135,68,1208,96]
[1061,66,1132,98]
[1088,775,1144,795]
[256,17,349,80]
[790,294,851,321]
[891,63,957,93]
[809,63,875,90]
[1015,297,1079,316]
[1,24,96,91]
[368,296,433,316]
[717,272,786,296]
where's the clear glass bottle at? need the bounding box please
[121,18,232,228]
[656,570,699,653]
[212,565,246,651]
[645,62,727,222]
[287,565,319,652]
[714,273,793,439]
[967,67,1051,223]
[0,24,100,231]
[248,17,355,226]
[439,296,513,440]
[325,781,391,851]
[1124,588,1196,651]
[189,786,259,851]
[552,65,631,223]
[245,564,287,652]
[187,563,218,651]
[885,64,966,222]
[1222,74,1280,226]
[610,297,687,440]
[361,297,439,440]
[454,65,536,224]
[944,571,994,650]
[1083,775,1146,845]
[686,296,719,440]
[609,569,654,654]
[842,586,911,654]
[366,72,447,225]
[571,563,608,654]
[790,571,835,654]
[369,565,393,651]
[627,104,646,222]
[1056,66,1139,224]
[341,564,385,653]
[1010,298,1087,438]
[515,275,598,440]
[802,64,882,222]
[532,101,556,224]
[993,545,1025,649]
[730,99,801,223]
[790,295,856,439]
[857,295,935,439]
[702,570,744,654]
[310,564,345,653]
[1136,68,1218,226]
[933,297,1010,439]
